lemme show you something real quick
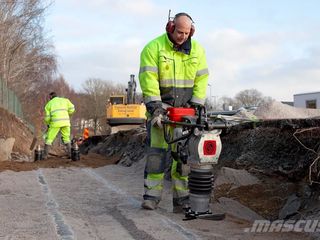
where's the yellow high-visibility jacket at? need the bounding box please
[139,33,209,107]
[44,97,75,127]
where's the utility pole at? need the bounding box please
[208,83,213,110]
[208,83,212,100]
[213,96,218,110]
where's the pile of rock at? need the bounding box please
[81,127,147,166]
[255,101,320,119]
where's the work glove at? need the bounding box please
[151,114,163,129]
[187,101,206,117]
[146,101,167,129]
[146,101,163,114]
[187,101,203,109]
[150,108,165,129]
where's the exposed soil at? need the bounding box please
[0,152,119,172]
[214,180,298,219]
[81,128,147,166]
[0,107,33,157]
[218,119,320,180]
[212,119,320,220]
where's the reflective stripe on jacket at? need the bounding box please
[139,33,209,107]
[44,97,75,127]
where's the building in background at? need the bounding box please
[281,101,294,106]
[294,92,320,109]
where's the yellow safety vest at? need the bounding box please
[44,97,75,127]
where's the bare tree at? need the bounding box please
[234,89,264,108]
[220,96,240,110]
[0,0,57,134]
[80,78,125,135]
[0,0,55,87]
[219,89,273,110]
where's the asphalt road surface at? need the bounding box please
[0,160,310,240]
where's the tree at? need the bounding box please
[0,0,56,88]
[218,89,273,111]
[235,89,264,108]
[220,96,240,110]
[80,78,125,135]
[0,0,57,133]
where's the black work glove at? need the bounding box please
[146,101,164,115]
[188,101,202,108]
[187,101,203,111]
[188,101,206,117]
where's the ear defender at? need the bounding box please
[165,20,175,34]
[165,13,195,37]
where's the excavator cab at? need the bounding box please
[109,96,125,105]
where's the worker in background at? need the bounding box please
[139,12,209,212]
[83,127,89,140]
[43,92,75,159]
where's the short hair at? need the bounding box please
[49,92,57,99]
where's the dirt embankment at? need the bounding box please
[0,107,33,159]
[79,128,147,166]
[213,101,320,220]
[218,119,320,180]
[216,119,320,219]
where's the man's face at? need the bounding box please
[172,27,190,46]
[171,16,192,46]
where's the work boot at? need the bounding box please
[173,203,190,213]
[141,200,158,210]
[43,144,51,160]
[173,196,190,213]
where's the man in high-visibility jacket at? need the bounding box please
[139,12,209,212]
[43,92,75,159]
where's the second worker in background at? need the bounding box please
[139,12,209,212]
[43,91,75,159]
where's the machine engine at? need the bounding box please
[163,107,226,220]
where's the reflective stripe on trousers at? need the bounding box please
[171,158,189,199]
[144,177,164,201]
[143,118,189,201]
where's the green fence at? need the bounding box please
[0,79,34,132]
[0,78,34,132]
[0,79,23,118]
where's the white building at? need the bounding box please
[293,92,320,109]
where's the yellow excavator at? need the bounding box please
[106,74,146,130]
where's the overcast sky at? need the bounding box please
[46,0,320,101]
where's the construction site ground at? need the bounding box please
[0,156,310,240]
[1,102,320,239]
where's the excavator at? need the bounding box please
[106,74,146,132]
